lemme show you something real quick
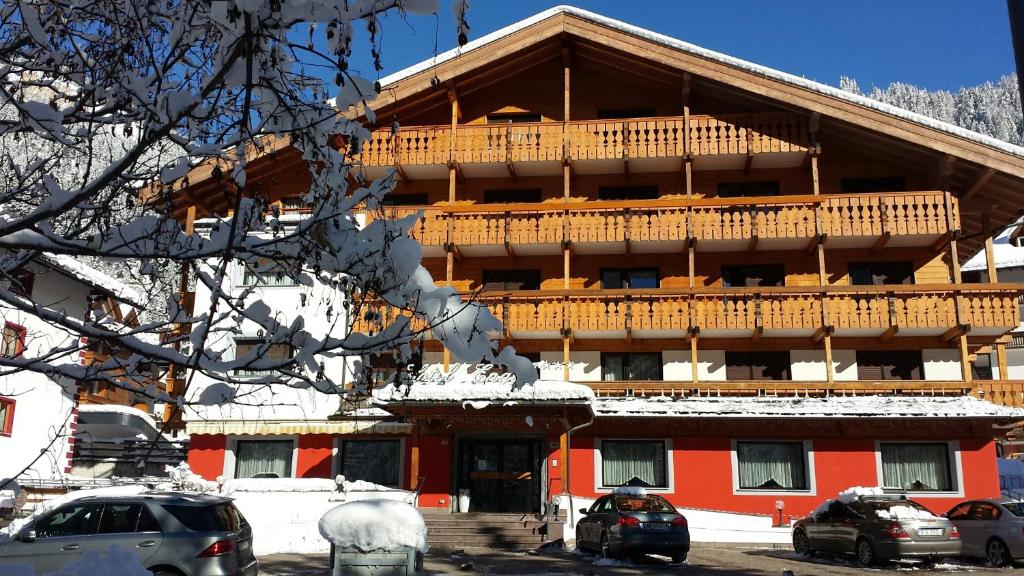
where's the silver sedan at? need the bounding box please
[945,499,1024,566]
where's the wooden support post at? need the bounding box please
[563,46,571,122]
[983,213,999,282]
[997,343,1009,380]
[563,245,570,290]
[824,334,834,383]
[690,331,699,384]
[959,334,972,383]
[562,333,571,381]
[688,241,696,289]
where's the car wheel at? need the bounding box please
[856,537,876,566]
[600,531,614,559]
[671,552,687,564]
[987,537,1012,567]
[792,529,812,556]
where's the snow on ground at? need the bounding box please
[0,485,147,542]
[319,499,428,553]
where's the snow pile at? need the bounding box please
[592,395,1024,418]
[162,462,220,493]
[0,485,147,542]
[876,506,938,520]
[222,476,403,495]
[38,253,144,306]
[375,378,594,404]
[0,545,151,576]
[318,499,428,553]
[810,487,885,519]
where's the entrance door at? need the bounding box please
[457,439,541,513]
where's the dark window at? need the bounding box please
[0,397,13,435]
[840,177,906,193]
[736,441,808,490]
[483,189,542,204]
[597,108,657,120]
[367,353,398,384]
[233,340,294,376]
[163,503,244,532]
[717,181,780,198]
[972,502,1002,520]
[339,439,402,487]
[1,322,25,358]
[849,262,915,285]
[961,270,983,284]
[725,351,791,381]
[856,350,923,380]
[380,193,429,206]
[137,505,162,532]
[972,354,994,381]
[240,259,298,287]
[597,186,659,201]
[98,503,143,534]
[946,502,973,520]
[600,268,659,289]
[35,503,103,538]
[519,352,541,363]
[879,443,952,492]
[601,353,662,381]
[600,440,667,488]
[481,269,541,291]
[721,265,785,287]
[10,269,34,298]
[486,112,541,124]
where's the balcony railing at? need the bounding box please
[588,380,977,398]
[350,285,1021,340]
[358,113,808,169]
[364,191,958,253]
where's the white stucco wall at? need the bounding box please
[922,349,962,380]
[697,350,726,381]
[790,350,827,381]
[1006,349,1024,379]
[662,350,690,380]
[831,349,859,381]
[568,351,601,381]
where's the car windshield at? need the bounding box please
[163,503,245,532]
[613,495,676,512]
[1002,502,1024,517]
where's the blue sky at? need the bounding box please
[345,1,1015,92]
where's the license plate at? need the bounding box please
[918,528,943,536]
[643,523,670,531]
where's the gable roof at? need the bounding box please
[381,5,1024,161]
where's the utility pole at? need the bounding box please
[1009,0,1024,111]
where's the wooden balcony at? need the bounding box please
[588,380,977,398]
[369,191,958,256]
[358,112,810,179]
[351,286,1021,341]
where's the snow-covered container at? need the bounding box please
[319,499,427,576]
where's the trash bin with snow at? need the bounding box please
[319,499,427,576]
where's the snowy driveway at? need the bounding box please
[260,545,1014,575]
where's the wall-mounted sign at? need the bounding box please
[413,363,517,386]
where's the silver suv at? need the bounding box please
[0,492,258,576]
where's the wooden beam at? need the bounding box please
[983,212,999,282]
[940,324,969,343]
[563,45,571,122]
[824,333,834,383]
[931,154,956,190]
[961,167,996,200]
[871,231,891,252]
[929,231,952,253]
[958,334,972,382]
[690,330,699,384]
[880,326,899,340]
[997,343,1009,380]
[747,235,759,252]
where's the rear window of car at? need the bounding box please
[162,503,245,532]
[613,496,676,512]
[1002,503,1024,517]
[868,500,934,515]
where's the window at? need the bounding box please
[972,354,994,381]
[601,353,662,381]
[380,193,429,206]
[481,269,541,291]
[717,181,780,198]
[162,503,244,532]
[856,350,923,381]
[849,262,915,285]
[98,503,144,534]
[721,265,785,287]
[600,268,659,289]
[35,503,103,538]
[840,177,906,193]
[0,397,12,436]
[486,112,541,124]
[279,196,312,213]
[946,502,972,520]
[234,440,293,478]
[240,259,298,287]
[1,322,25,358]
[597,186,659,201]
[137,506,162,532]
[339,439,402,487]
[600,440,667,488]
[972,502,1002,520]
[483,189,542,204]
[10,269,34,298]
[233,340,294,376]
[725,351,791,381]
[879,442,953,492]
[736,441,809,491]
[597,108,656,120]
[365,353,398,385]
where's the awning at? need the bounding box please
[185,419,411,436]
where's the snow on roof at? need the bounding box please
[37,253,144,306]
[963,217,1024,271]
[373,379,595,405]
[591,394,1024,419]
[380,5,1024,159]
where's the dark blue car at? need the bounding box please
[576,492,690,564]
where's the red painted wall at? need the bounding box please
[188,434,226,480]
[416,435,453,509]
[546,434,564,496]
[296,434,334,478]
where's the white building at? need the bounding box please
[0,254,143,484]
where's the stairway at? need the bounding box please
[421,511,561,550]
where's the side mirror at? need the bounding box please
[18,530,36,543]
[578,508,589,515]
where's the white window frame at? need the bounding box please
[874,440,963,498]
[224,435,299,480]
[731,439,816,496]
[235,259,299,289]
[231,336,294,378]
[594,438,674,494]
[332,437,406,489]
